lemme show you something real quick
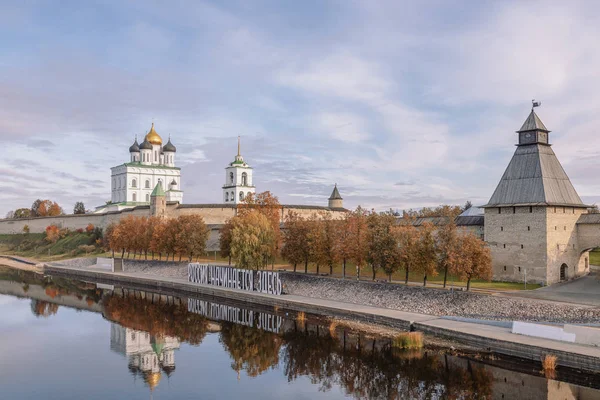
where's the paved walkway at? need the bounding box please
[503,271,600,306]
[40,262,600,372]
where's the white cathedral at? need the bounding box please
[100,123,183,212]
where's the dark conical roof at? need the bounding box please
[329,184,343,200]
[517,110,549,132]
[129,139,140,153]
[163,139,176,152]
[139,137,153,150]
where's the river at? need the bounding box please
[0,266,599,399]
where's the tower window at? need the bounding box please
[225,192,229,202]
[503,266,507,271]
[564,226,566,231]
[498,208,501,214]
[527,226,530,231]
[132,179,137,188]
[521,244,524,249]
[554,207,557,213]
[239,192,244,202]
[145,180,150,189]
[500,226,503,231]
[230,172,234,184]
[555,226,557,230]
[513,206,516,214]
[563,207,566,214]
[529,206,533,213]
[503,244,506,248]
[146,194,149,202]
[132,193,137,202]
[242,172,247,186]
[518,267,521,272]
[155,151,157,162]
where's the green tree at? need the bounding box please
[230,211,275,270]
[73,202,86,214]
[13,208,32,219]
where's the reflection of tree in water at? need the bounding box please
[30,299,59,317]
[282,323,493,399]
[217,317,493,398]
[219,322,283,378]
[103,293,209,345]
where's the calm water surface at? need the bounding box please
[0,267,599,400]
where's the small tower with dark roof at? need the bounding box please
[328,184,343,209]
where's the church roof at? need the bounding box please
[518,110,549,132]
[139,138,153,150]
[329,184,343,200]
[484,110,585,208]
[145,123,162,145]
[163,139,176,152]
[129,139,140,153]
[151,182,165,197]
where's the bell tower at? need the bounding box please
[222,137,255,204]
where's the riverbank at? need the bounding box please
[40,259,600,373]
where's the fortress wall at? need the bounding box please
[0,204,347,235]
[545,207,589,284]
[485,206,549,284]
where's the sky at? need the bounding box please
[2,0,600,216]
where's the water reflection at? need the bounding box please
[1,267,600,399]
[110,325,179,391]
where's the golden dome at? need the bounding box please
[145,123,162,145]
[144,371,162,390]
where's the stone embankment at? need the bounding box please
[116,259,600,324]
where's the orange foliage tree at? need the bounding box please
[45,225,60,243]
[281,211,311,273]
[452,233,492,291]
[31,199,63,217]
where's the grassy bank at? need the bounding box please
[0,232,103,262]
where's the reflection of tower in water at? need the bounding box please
[110,324,180,392]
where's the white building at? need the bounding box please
[98,123,183,212]
[222,137,255,204]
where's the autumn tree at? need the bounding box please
[239,191,282,265]
[403,205,462,218]
[311,212,339,275]
[173,215,209,261]
[415,222,438,286]
[335,213,353,278]
[367,212,400,281]
[347,207,369,280]
[220,219,234,265]
[281,211,310,273]
[73,202,86,214]
[435,211,460,288]
[31,199,63,217]
[396,224,420,284]
[453,233,492,291]
[230,211,275,270]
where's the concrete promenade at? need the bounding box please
[42,262,600,373]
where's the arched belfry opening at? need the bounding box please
[560,263,568,281]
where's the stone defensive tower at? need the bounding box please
[483,106,589,285]
[328,184,343,209]
[150,182,166,218]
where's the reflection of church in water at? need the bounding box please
[110,324,180,391]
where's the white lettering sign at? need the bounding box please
[188,264,282,295]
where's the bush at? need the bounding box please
[76,228,84,234]
[393,332,424,349]
[78,244,96,254]
[86,223,95,233]
[23,225,30,234]
[45,225,60,243]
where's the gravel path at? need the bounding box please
[122,260,600,324]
